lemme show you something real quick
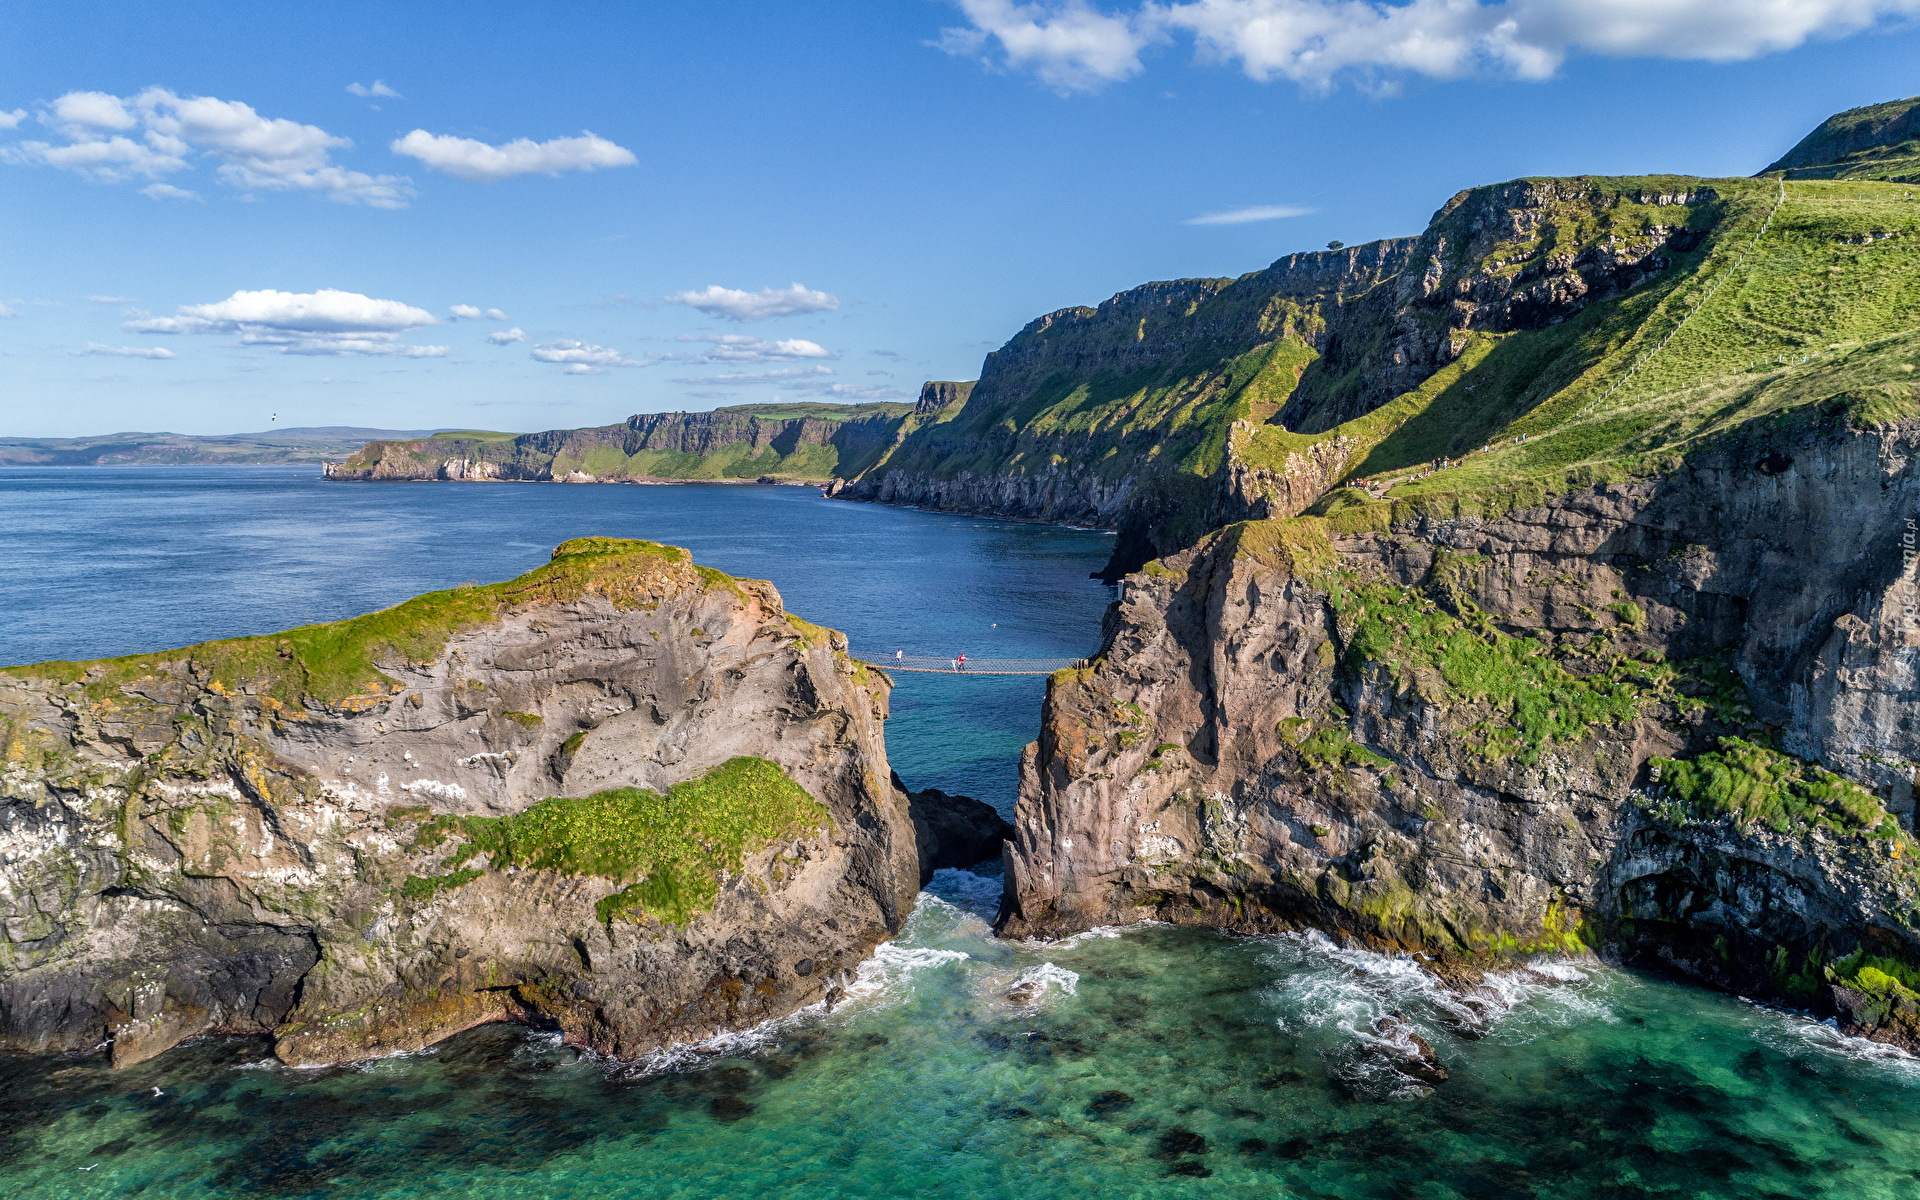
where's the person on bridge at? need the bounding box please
[957,653,967,671]
[895,649,903,660]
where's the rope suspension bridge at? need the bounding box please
[861,654,1090,676]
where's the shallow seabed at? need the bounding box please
[7,871,1919,1199]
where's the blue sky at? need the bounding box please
[3,0,1917,438]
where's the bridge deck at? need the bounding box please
[860,654,1087,677]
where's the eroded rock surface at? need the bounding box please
[1001,417,1920,1044]
[1,539,920,1066]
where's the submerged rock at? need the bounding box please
[1086,1089,1135,1116]
[0,538,921,1067]
[1374,1015,1450,1085]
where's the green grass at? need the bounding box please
[416,756,830,926]
[1829,949,1920,1019]
[4,537,719,706]
[1647,736,1900,839]
[1328,572,1662,764]
[1293,725,1391,770]
[1333,181,1920,502]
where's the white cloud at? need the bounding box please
[51,91,137,131]
[0,303,14,318]
[86,294,131,303]
[390,130,636,182]
[450,304,509,320]
[0,109,25,130]
[676,333,832,363]
[2,88,412,206]
[940,0,1920,90]
[487,327,526,344]
[347,80,403,98]
[530,340,650,372]
[73,342,175,359]
[141,182,200,200]
[124,287,446,356]
[1185,203,1313,224]
[666,282,840,323]
[3,135,187,183]
[937,0,1151,92]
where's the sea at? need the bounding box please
[3,465,1918,1198]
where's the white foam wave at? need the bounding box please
[996,962,1079,1008]
[1258,929,1621,1052]
[906,889,995,941]
[629,1019,796,1076]
[925,867,1003,920]
[1019,924,1129,951]
[1262,929,1454,1039]
[1750,1006,1920,1082]
[616,938,971,1078]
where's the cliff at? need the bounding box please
[838,176,1740,576]
[322,401,918,484]
[1001,296,1920,1048]
[0,538,926,1067]
[1762,94,1920,182]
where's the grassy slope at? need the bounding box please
[1,537,740,706]
[1193,179,1920,886]
[1763,94,1920,183]
[1235,179,1920,514]
[860,175,1734,553]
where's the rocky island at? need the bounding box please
[0,538,1012,1067]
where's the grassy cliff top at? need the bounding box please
[707,401,914,421]
[1764,95,1920,181]
[1232,178,1920,522]
[3,538,760,708]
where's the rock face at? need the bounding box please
[322,402,917,484]
[0,539,921,1066]
[902,780,1013,885]
[1001,416,1920,1043]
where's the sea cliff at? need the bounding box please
[1001,398,1920,1049]
[323,402,918,484]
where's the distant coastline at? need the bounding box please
[0,426,451,467]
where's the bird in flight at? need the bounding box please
[78,1164,98,1171]
[151,1086,165,1096]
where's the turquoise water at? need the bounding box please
[7,874,1920,1197]
[5,468,1920,1196]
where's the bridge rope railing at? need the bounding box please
[858,654,1089,676]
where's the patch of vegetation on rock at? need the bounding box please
[416,756,830,927]
[1646,736,1902,840]
[1329,574,1657,764]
